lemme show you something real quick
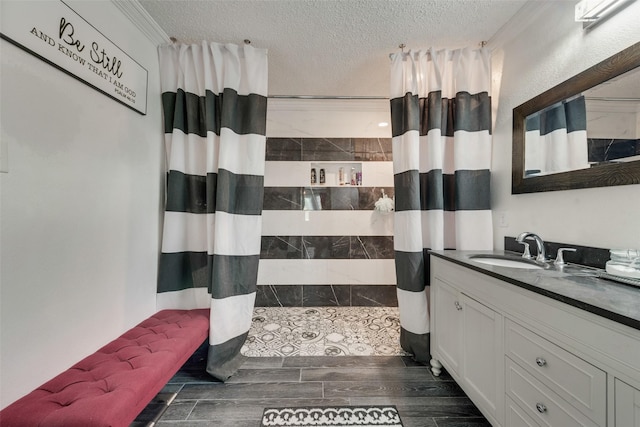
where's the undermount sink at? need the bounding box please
[468,254,545,269]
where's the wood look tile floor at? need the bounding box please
[132,342,491,427]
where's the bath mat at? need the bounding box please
[260,405,403,427]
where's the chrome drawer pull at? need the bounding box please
[454,301,462,311]
[535,357,547,367]
[536,403,547,413]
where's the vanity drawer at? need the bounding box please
[505,319,606,425]
[506,358,601,427]
[507,396,541,427]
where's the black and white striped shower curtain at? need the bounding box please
[157,42,267,380]
[389,47,493,362]
[525,95,588,176]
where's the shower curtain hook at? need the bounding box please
[170,36,178,44]
[480,41,487,48]
[399,43,406,53]
[244,39,251,45]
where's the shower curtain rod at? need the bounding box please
[389,41,492,59]
[268,95,388,100]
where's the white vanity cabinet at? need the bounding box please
[615,379,640,427]
[431,278,463,375]
[431,276,504,426]
[430,255,640,427]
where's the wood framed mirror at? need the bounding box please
[512,42,640,194]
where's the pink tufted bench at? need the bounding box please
[0,309,209,427]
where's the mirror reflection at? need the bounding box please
[524,66,640,177]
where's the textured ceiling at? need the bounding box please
[139,0,529,97]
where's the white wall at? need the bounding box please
[490,1,640,250]
[0,1,163,408]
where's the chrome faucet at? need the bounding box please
[516,232,547,263]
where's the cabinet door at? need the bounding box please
[432,278,463,376]
[616,379,640,427]
[462,293,503,424]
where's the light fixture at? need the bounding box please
[574,0,632,27]
[378,121,389,127]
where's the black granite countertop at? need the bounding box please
[429,250,640,331]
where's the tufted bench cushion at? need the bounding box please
[0,309,210,427]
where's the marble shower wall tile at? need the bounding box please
[306,187,395,211]
[264,187,395,211]
[302,138,354,161]
[356,187,395,210]
[261,236,304,259]
[304,187,359,210]
[263,187,303,210]
[349,236,395,259]
[353,138,393,161]
[265,138,302,161]
[256,285,303,307]
[261,236,394,259]
[261,210,394,237]
[255,285,398,307]
[304,236,341,259]
[258,259,397,286]
[302,285,351,306]
[266,138,393,162]
[261,137,396,304]
[352,285,398,306]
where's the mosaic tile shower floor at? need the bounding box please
[241,306,409,357]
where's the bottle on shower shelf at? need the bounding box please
[351,168,356,185]
[319,168,325,184]
[311,168,317,184]
[338,167,345,185]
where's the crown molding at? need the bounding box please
[111,0,170,46]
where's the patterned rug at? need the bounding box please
[242,306,407,357]
[260,406,403,427]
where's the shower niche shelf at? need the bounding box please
[310,162,362,187]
